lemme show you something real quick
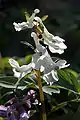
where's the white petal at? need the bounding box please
[31,32,46,54]
[33,21,39,26]
[32,53,41,70]
[53,36,65,42]
[43,71,58,85]
[26,9,40,28]
[43,73,53,84]
[31,32,39,46]
[13,68,21,78]
[44,38,49,45]
[9,58,19,69]
[19,63,32,72]
[61,64,70,69]
[56,60,67,66]
[56,60,70,69]
[13,22,28,31]
[40,65,45,72]
[34,9,40,13]
[34,16,42,24]
[51,70,58,81]
[55,42,67,49]
[49,45,64,54]
[44,38,65,54]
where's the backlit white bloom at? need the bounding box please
[34,17,67,54]
[31,32,69,84]
[13,22,28,31]
[9,58,32,78]
[56,60,70,69]
[13,9,40,31]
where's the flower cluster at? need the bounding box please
[0,89,40,120]
[13,9,67,54]
[0,9,70,120]
[31,32,69,85]
[10,9,70,85]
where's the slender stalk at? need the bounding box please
[36,69,47,120]
[15,73,22,89]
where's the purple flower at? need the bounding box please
[0,89,40,120]
[19,107,30,120]
[7,106,17,120]
[0,105,7,118]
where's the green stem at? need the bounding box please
[36,69,47,120]
[15,73,22,89]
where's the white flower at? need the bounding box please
[26,9,40,28]
[43,70,59,85]
[9,58,32,78]
[55,60,70,69]
[34,17,67,54]
[31,32,69,84]
[13,22,28,31]
[13,9,40,31]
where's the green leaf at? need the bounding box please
[0,76,27,89]
[0,91,13,100]
[48,111,80,120]
[50,101,67,113]
[0,82,26,89]
[65,69,78,78]
[42,86,60,95]
[0,76,18,85]
[2,57,11,69]
[57,70,75,90]
[24,54,32,64]
[57,69,80,93]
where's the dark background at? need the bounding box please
[0,0,80,72]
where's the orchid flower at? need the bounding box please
[34,16,67,54]
[31,32,69,85]
[13,9,40,31]
[9,58,32,78]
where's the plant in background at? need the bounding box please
[13,9,69,120]
[1,9,80,120]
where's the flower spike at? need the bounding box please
[13,9,40,31]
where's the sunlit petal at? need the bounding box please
[9,58,19,69]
